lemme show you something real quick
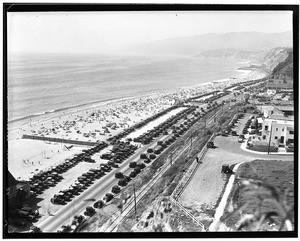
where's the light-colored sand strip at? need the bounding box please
[123,107,187,140]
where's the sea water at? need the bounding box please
[8,53,247,124]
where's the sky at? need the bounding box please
[7,11,293,54]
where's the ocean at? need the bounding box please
[8,53,247,124]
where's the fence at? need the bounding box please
[170,196,205,231]
[22,134,98,146]
[171,133,214,200]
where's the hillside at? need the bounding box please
[238,47,293,74]
[271,48,293,78]
[125,31,292,56]
[194,49,264,60]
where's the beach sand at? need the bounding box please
[7,69,268,181]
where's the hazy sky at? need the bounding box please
[8,11,293,54]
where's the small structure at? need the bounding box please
[7,171,30,207]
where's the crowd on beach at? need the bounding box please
[8,69,267,180]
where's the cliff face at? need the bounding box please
[271,49,293,78]
[257,47,292,73]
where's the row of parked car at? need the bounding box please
[51,141,139,206]
[53,105,215,233]
[29,142,109,197]
[107,105,179,144]
[101,141,138,163]
[132,107,198,145]
[51,167,107,205]
[242,115,255,135]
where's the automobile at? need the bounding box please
[29,225,43,233]
[137,163,146,169]
[105,193,114,202]
[207,141,214,148]
[129,162,137,168]
[118,178,128,187]
[84,206,96,217]
[115,172,124,179]
[129,171,137,178]
[58,225,73,233]
[238,135,245,143]
[147,148,153,153]
[110,162,119,168]
[134,167,141,174]
[111,185,121,194]
[221,164,233,174]
[93,200,104,209]
[231,130,237,136]
[144,158,151,164]
[149,154,156,160]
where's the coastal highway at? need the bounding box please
[38,120,181,232]
[38,100,229,232]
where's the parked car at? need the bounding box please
[231,130,237,136]
[221,164,233,174]
[207,141,214,148]
[238,135,245,143]
[129,162,137,168]
[105,193,114,202]
[93,200,104,209]
[111,185,121,194]
[84,206,96,217]
[115,172,124,179]
[28,225,42,233]
[129,171,137,178]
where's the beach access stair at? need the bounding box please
[22,134,99,146]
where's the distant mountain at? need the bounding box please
[126,31,292,56]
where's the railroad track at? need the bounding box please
[98,106,225,232]
[98,133,192,232]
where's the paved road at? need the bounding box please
[36,92,241,232]
[37,106,201,232]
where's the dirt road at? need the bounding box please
[178,133,293,210]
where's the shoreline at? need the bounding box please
[7,68,268,181]
[7,68,268,140]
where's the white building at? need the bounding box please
[261,115,294,146]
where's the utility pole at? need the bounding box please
[190,134,193,156]
[267,122,274,154]
[170,151,173,166]
[133,184,137,217]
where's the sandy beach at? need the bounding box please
[7,69,268,181]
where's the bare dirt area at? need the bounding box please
[178,133,293,220]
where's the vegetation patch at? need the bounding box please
[222,160,294,230]
[247,144,278,153]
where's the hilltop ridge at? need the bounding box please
[125,31,292,56]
